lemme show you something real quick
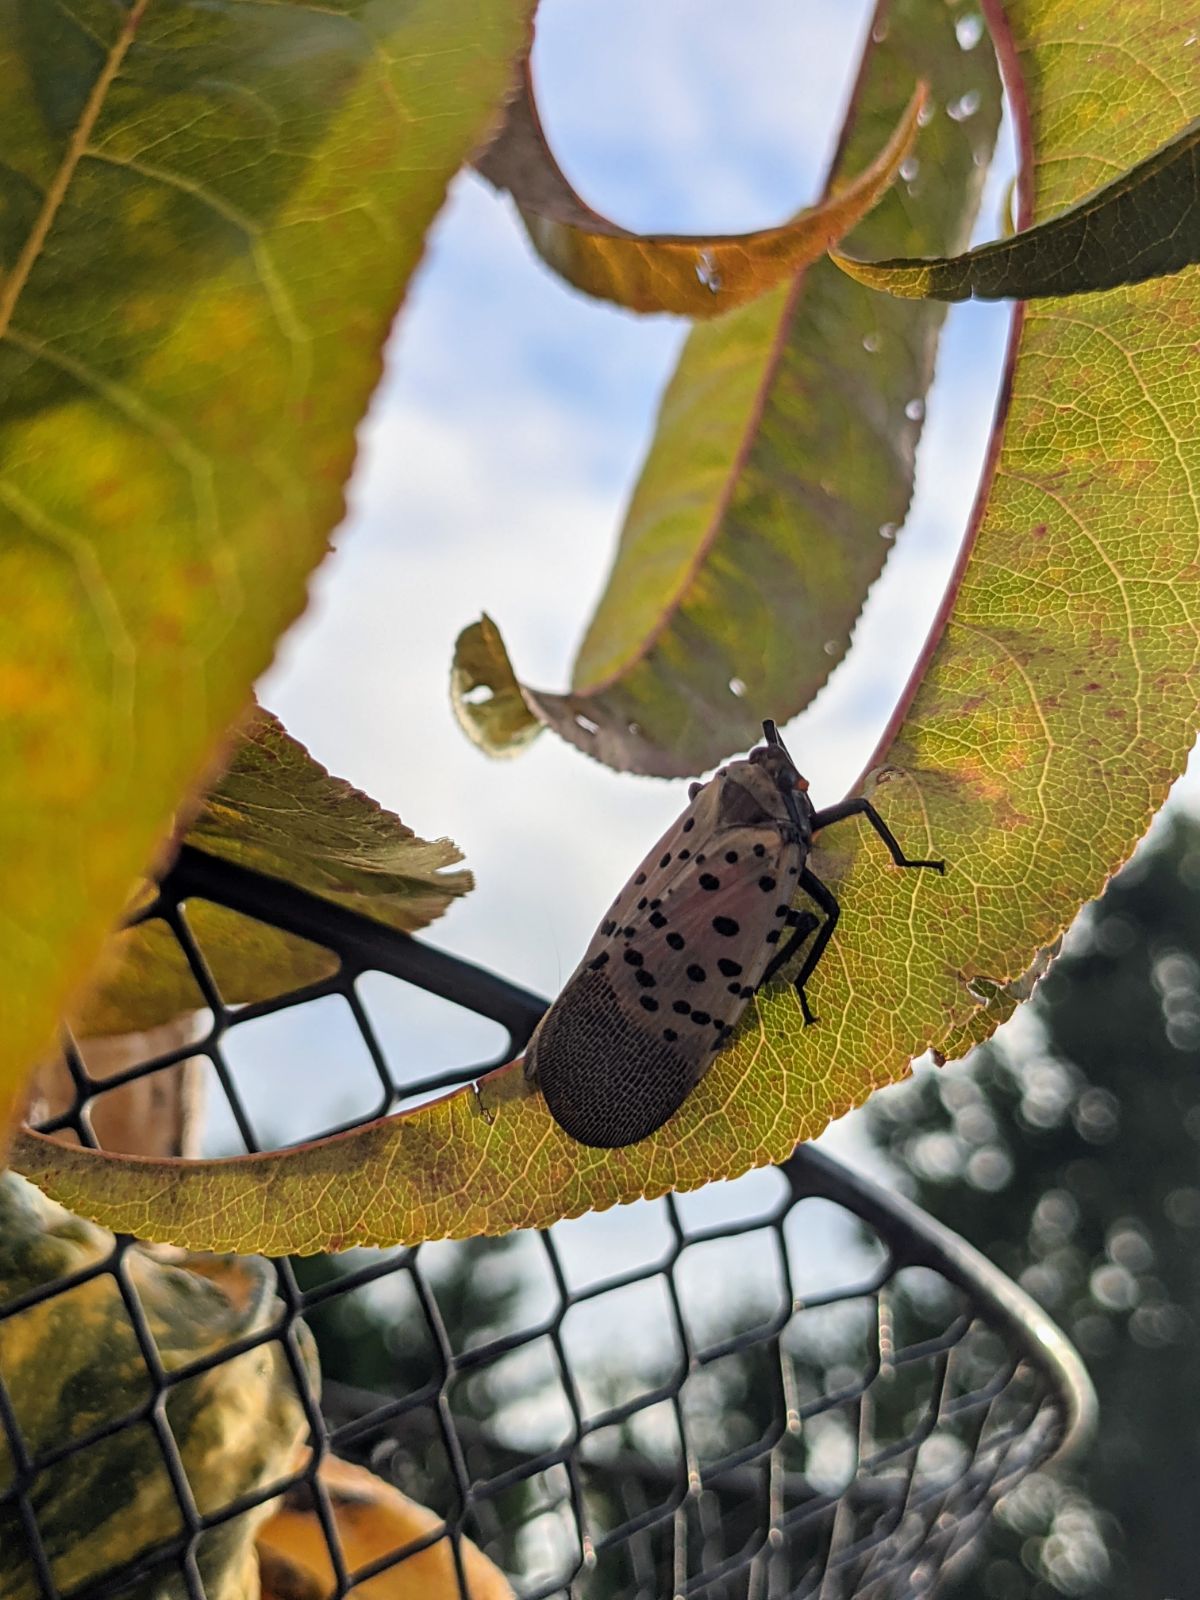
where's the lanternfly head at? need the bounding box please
[749,718,812,823]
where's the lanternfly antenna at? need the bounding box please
[761,718,796,766]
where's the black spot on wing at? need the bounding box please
[713,916,740,937]
[639,995,659,1012]
[687,964,706,983]
[682,817,695,833]
[623,948,643,967]
[666,931,685,951]
[759,876,777,892]
[589,953,609,971]
[649,911,668,928]
[699,873,720,891]
[718,958,742,977]
[635,969,656,989]
[528,967,702,1147]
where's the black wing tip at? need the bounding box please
[762,718,779,744]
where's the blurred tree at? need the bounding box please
[867,810,1200,1599]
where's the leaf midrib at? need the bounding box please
[0,0,151,341]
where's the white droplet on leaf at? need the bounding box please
[948,89,982,122]
[879,522,898,540]
[899,157,920,182]
[956,13,984,48]
[728,677,747,698]
[862,332,881,353]
[905,398,926,422]
[695,250,721,293]
[823,640,840,657]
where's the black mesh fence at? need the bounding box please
[3,846,1095,1599]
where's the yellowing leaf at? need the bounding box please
[0,0,530,1141]
[477,57,924,317]
[13,0,1200,1253]
[834,115,1200,299]
[71,710,473,1038]
[456,0,1001,773]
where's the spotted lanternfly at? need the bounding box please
[524,719,945,1149]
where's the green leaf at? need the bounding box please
[71,710,473,1039]
[451,614,543,759]
[0,0,531,1136]
[14,0,1200,1254]
[455,0,1001,774]
[476,55,925,317]
[834,114,1200,299]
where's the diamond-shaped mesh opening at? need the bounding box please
[5,846,1093,1598]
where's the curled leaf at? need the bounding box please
[834,115,1200,300]
[477,58,925,316]
[458,0,1001,775]
[450,615,542,758]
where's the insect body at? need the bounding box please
[525,721,945,1149]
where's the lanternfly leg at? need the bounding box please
[811,797,946,873]
[788,868,841,1024]
[760,907,820,990]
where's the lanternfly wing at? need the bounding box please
[525,764,807,1148]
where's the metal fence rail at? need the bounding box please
[2,848,1096,1599]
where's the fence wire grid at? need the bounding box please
[4,845,1096,1600]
